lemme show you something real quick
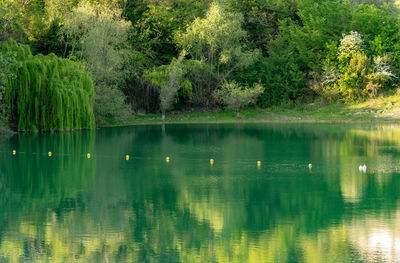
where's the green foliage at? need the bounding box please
[61,2,132,84]
[282,0,352,71]
[214,81,263,112]
[338,52,371,101]
[120,0,210,113]
[338,31,364,62]
[258,35,307,107]
[1,39,95,131]
[228,0,298,51]
[31,19,65,56]
[146,54,191,117]
[126,0,210,65]
[316,32,395,102]
[174,2,260,106]
[4,0,400,118]
[0,48,17,135]
[93,84,131,125]
[61,2,132,124]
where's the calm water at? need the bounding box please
[1,123,400,262]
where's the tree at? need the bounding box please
[0,47,16,134]
[1,0,32,39]
[146,54,190,120]
[1,39,95,131]
[258,35,307,106]
[126,0,210,65]
[174,2,260,106]
[61,2,131,124]
[213,81,263,114]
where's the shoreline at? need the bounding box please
[104,101,400,127]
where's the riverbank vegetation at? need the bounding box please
[2,0,400,131]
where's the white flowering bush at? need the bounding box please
[366,55,395,97]
[373,55,394,79]
[316,32,395,102]
[338,31,364,61]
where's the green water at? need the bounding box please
[1,123,400,262]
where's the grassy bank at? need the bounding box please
[111,95,400,126]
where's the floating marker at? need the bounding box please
[210,159,214,165]
[126,155,130,161]
[48,152,52,157]
[359,164,367,173]
[166,156,170,163]
[87,153,91,159]
[308,163,312,169]
[257,161,261,167]
[12,150,16,155]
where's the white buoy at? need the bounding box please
[359,165,367,173]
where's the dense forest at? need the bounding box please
[1,0,400,131]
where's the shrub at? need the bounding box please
[214,81,263,112]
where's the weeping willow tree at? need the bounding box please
[1,39,95,131]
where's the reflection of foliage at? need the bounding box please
[0,130,96,199]
[1,125,400,261]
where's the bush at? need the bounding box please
[316,32,395,102]
[94,85,131,126]
[214,81,263,112]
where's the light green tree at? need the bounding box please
[147,54,191,120]
[61,2,132,124]
[61,2,131,84]
[174,2,260,105]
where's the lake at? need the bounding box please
[0,123,400,262]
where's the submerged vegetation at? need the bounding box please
[2,0,400,130]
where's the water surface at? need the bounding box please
[0,123,400,262]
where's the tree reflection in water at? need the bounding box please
[0,124,400,262]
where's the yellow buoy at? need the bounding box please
[126,155,130,161]
[166,156,170,163]
[308,163,312,168]
[257,161,261,167]
[210,159,214,165]
[87,153,91,159]
[48,152,52,157]
[12,150,16,155]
